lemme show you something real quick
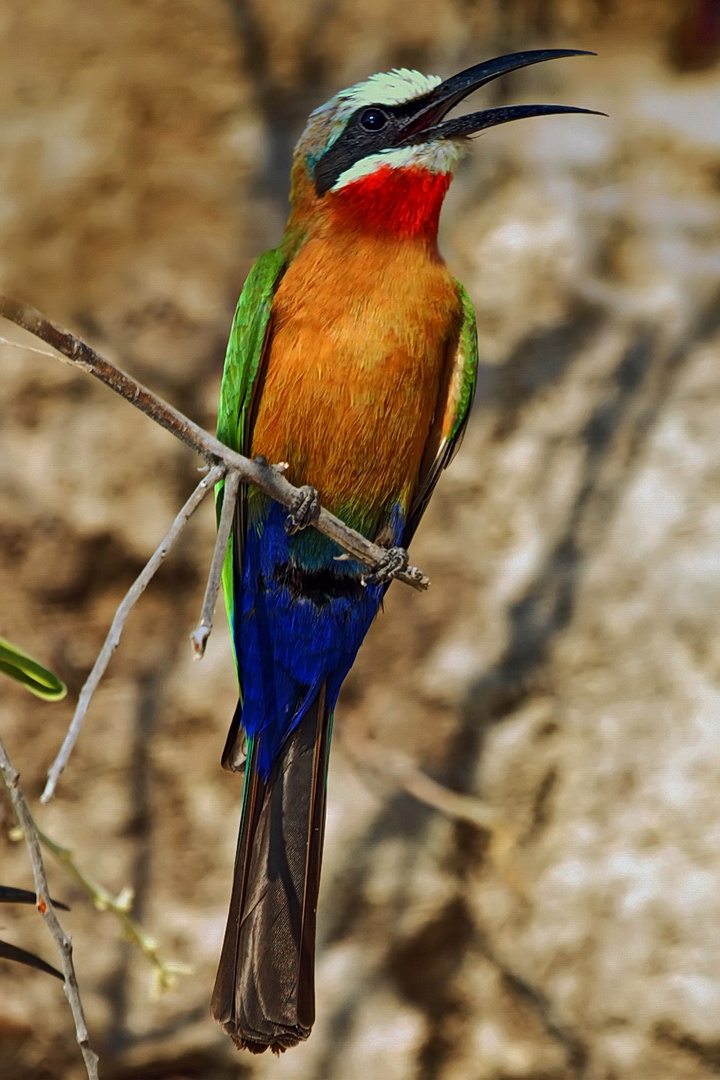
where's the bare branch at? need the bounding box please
[190,468,241,659]
[0,296,429,592]
[41,465,225,803]
[0,732,100,1080]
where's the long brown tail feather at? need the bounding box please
[212,683,331,1053]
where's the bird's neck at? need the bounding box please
[285,165,452,249]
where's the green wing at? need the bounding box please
[216,246,286,693]
[403,281,478,545]
[217,246,286,453]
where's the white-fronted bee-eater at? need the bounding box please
[213,48,599,1053]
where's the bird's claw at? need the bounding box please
[285,485,320,535]
[366,546,409,585]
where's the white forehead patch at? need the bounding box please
[331,139,463,191]
[310,68,442,151]
[338,68,442,111]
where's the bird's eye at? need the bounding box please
[359,108,388,131]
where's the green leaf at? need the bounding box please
[0,638,67,701]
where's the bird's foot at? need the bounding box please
[285,485,320,535]
[365,546,409,585]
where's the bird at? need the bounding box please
[212,48,598,1053]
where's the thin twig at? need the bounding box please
[0,297,429,592]
[0,333,61,360]
[41,465,224,803]
[190,469,241,659]
[0,731,100,1080]
[34,826,191,995]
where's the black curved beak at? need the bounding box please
[399,48,604,144]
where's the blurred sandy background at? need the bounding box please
[1,1,720,1077]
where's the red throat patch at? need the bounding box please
[328,165,452,241]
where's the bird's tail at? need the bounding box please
[211,682,332,1054]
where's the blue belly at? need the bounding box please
[234,501,397,778]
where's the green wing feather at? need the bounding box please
[446,282,479,445]
[216,246,286,674]
[404,280,478,544]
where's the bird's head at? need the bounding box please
[287,49,600,242]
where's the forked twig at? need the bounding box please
[0,731,100,1080]
[0,295,429,798]
[0,297,429,593]
[0,294,427,800]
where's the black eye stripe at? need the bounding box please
[314,104,402,195]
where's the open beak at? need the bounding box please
[399,48,604,144]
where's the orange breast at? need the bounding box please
[250,232,461,523]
